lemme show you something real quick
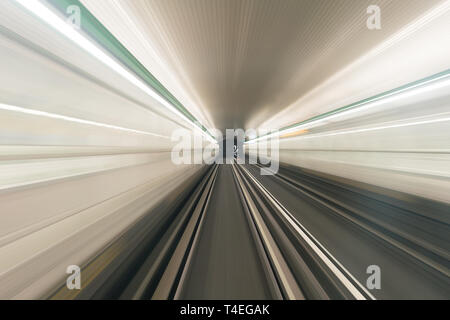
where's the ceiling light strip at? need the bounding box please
[246,68,450,144]
[15,0,215,142]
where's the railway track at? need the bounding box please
[48,163,449,300]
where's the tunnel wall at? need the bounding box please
[247,77,450,204]
[0,3,209,299]
[246,5,450,205]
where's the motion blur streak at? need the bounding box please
[13,0,216,142]
[0,0,449,300]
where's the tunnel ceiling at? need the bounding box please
[81,0,442,132]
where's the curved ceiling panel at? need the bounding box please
[82,0,445,131]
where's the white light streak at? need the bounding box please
[246,73,450,144]
[0,103,170,138]
[14,0,216,144]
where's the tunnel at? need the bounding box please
[0,0,449,303]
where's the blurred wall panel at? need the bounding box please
[247,74,450,204]
[0,1,206,299]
